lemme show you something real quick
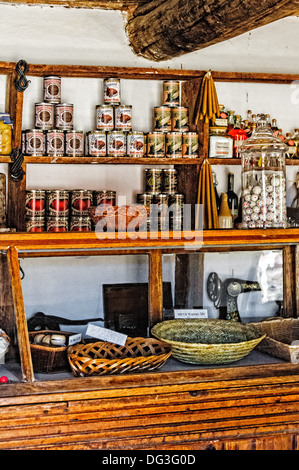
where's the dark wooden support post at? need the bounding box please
[0,253,17,361]
[148,249,163,330]
[7,246,34,382]
[6,70,26,232]
[283,245,296,318]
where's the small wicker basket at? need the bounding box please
[67,337,172,376]
[29,330,75,373]
[89,205,150,231]
[249,317,299,363]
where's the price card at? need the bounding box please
[174,309,208,319]
[86,324,127,346]
[68,333,82,346]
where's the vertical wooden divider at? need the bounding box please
[7,246,34,382]
[148,249,163,330]
[7,69,26,232]
[283,245,296,318]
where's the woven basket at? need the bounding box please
[0,329,10,361]
[89,205,150,231]
[29,330,75,373]
[151,319,265,365]
[249,317,299,363]
[67,337,172,376]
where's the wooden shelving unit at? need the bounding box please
[1,61,299,450]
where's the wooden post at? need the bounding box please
[283,245,296,318]
[7,246,34,382]
[148,249,163,330]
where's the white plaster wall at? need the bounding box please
[0,3,298,323]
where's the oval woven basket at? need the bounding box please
[67,337,172,376]
[151,319,265,365]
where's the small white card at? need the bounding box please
[85,324,127,346]
[174,309,208,319]
[68,333,82,346]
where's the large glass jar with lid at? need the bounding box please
[240,114,287,229]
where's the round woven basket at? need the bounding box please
[151,319,265,365]
[67,337,172,376]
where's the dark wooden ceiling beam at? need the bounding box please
[126,0,299,61]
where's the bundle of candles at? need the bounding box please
[196,159,219,229]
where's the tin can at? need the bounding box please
[43,76,61,104]
[170,216,183,231]
[104,78,121,105]
[86,130,106,156]
[171,106,189,132]
[165,132,183,158]
[152,193,169,230]
[162,169,178,194]
[163,80,180,107]
[25,129,45,156]
[146,132,165,157]
[107,131,126,157]
[35,102,54,130]
[127,131,145,157]
[168,193,185,217]
[154,106,171,132]
[71,189,93,216]
[46,129,65,156]
[70,216,91,232]
[26,190,46,217]
[96,104,114,131]
[47,216,69,232]
[94,190,116,206]
[26,216,45,232]
[21,130,26,154]
[46,190,69,217]
[55,103,74,130]
[182,132,198,158]
[115,105,132,131]
[145,168,163,194]
[137,193,153,208]
[65,130,84,157]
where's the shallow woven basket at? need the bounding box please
[67,337,172,376]
[89,205,150,231]
[249,317,299,363]
[151,319,265,365]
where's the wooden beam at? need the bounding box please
[0,0,151,10]
[127,0,299,61]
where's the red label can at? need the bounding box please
[70,216,92,232]
[26,190,46,217]
[47,216,69,232]
[71,190,93,216]
[26,216,45,232]
[46,190,69,217]
[94,190,116,206]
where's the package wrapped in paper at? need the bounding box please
[0,329,10,359]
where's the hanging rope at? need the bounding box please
[10,148,24,182]
[14,59,31,92]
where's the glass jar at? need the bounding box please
[0,113,13,155]
[208,126,233,159]
[240,114,287,229]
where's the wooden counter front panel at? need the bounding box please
[1,378,299,450]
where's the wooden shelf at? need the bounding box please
[1,228,299,253]
[20,156,203,165]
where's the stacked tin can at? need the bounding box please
[22,75,85,157]
[146,80,198,158]
[25,190,46,232]
[88,78,145,158]
[137,168,184,231]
